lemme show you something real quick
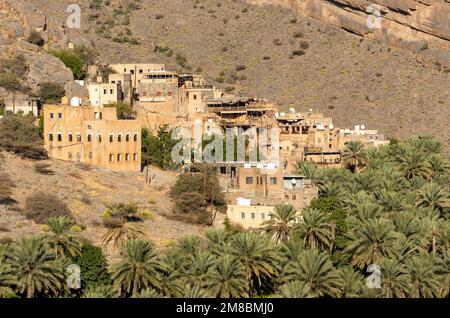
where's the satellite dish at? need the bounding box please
[289,107,296,113]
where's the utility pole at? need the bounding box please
[203,163,207,203]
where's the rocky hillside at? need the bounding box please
[248,0,450,66]
[1,0,449,148]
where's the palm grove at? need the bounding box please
[0,132,449,297]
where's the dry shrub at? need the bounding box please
[24,191,72,223]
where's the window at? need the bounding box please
[139,69,143,74]
[57,113,62,119]
[117,154,122,161]
[110,89,113,94]
[270,177,277,185]
[89,152,93,159]
[49,113,54,119]
[246,177,253,184]
[49,133,53,141]
[118,133,122,142]
[251,213,255,219]
[68,152,72,159]
[126,133,130,142]
[103,89,107,94]
[76,133,81,142]
[261,213,265,219]
[97,134,102,142]
[125,153,130,161]
[130,70,134,75]
[133,133,138,142]
[87,134,92,142]
[109,134,114,142]
[68,133,73,142]
[109,154,114,162]
[241,213,245,219]
[133,153,138,161]
[57,133,62,142]
[292,195,296,200]
[193,94,197,100]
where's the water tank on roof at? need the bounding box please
[70,97,81,106]
[361,125,365,130]
[289,107,295,113]
[317,124,325,130]
[329,124,334,130]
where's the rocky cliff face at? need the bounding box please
[248,0,450,65]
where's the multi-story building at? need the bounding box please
[43,101,141,171]
[109,63,166,89]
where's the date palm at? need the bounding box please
[406,254,441,298]
[263,204,298,243]
[7,237,64,298]
[346,218,397,269]
[111,240,163,296]
[132,288,163,298]
[295,161,322,186]
[184,251,215,289]
[342,141,368,173]
[159,250,186,297]
[205,229,232,256]
[44,216,81,258]
[416,182,449,213]
[339,267,364,298]
[277,280,311,298]
[82,285,116,298]
[379,258,409,298]
[281,250,342,297]
[0,264,15,298]
[101,220,146,253]
[230,232,280,296]
[427,154,450,178]
[205,255,248,298]
[397,149,430,180]
[294,209,333,250]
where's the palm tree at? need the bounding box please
[339,267,364,298]
[276,280,311,298]
[182,283,210,298]
[294,209,333,250]
[132,287,164,298]
[379,258,409,298]
[176,235,202,256]
[159,250,186,297]
[295,161,322,186]
[205,229,231,256]
[111,240,163,296]
[406,254,441,298]
[416,182,449,213]
[342,141,368,173]
[397,148,430,180]
[7,237,64,298]
[184,251,214,289]
[0,264,15,298]
[82,285,116,298]
[44,216,81,258]
[281,250,342,297]
[375,189,405,213]
[205,255,248,298]
[346,218,397,269]
[101,220,146,252]
[427,154,450,178]
[263,204,298,243]
[230,232,280,296]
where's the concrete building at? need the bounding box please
[109,63,166,89]
[2,92,40,116]
[339,125,389,147]
[87,82,122,107]
[43,101,141,171]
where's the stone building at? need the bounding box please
[43,101,141,171]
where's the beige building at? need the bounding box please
[43,102,141,171]
[109,63,166,89]
[226,203,276,230]
[87,82,122,107]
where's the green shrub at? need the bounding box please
[37,82,65,104]
[140,209,154,221]
[74,243,112,290]
[70,225,82,232]
[50,49,87,80]
[0,113,47,159]
[27,31,45,47]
